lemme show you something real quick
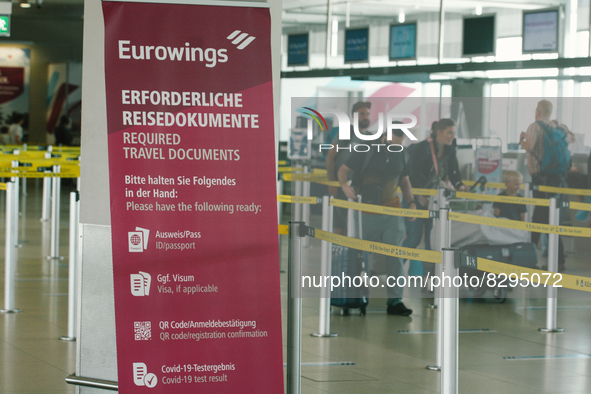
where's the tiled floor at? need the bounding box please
[2,182,591,393]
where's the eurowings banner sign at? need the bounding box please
[102,2,283,392]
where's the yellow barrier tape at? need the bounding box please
[277,195,319,205]
[314,229,441,263]
[463,180,513,189]
[278,160,288,166]
[278,225,289,235]
[278,166,304,173]
[569,201,591,212]
[472,257,591,293]
[454,191,549,207]
[412,188,438,196]
[312,168,327,175]
[449,211,591,237]
[330,198,431,219]
[536,185,591,196]
[0,183,6,190]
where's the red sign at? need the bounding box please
[0,67,24,105]
[102,2,283,392]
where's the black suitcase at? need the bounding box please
[460,242,538,301]
[330,244,369,315]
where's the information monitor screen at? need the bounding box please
[389,22,417,60]
[345,27,369,63]
[462,15,495,57]
[522,8,558,53]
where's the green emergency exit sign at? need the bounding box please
[0,15,10,37]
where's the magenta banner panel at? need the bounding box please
[102,2,283,392]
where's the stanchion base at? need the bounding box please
[427,304,438,309]
[311,332,338,338]
[59,336,76,341]
[46,256,65,260]
[0,308,22,314]
[538,327,565,333]
[426,365,441,371]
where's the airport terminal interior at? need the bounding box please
[4,0,591,393]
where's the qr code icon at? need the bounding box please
[134,321,151,340]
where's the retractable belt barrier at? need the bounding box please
[453,191,549,207]
[535,184,591,197]
[277,195,321,205]
[330,198,432,219]
[448,211,590,237]
[459,254,591,293]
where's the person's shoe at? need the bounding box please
[387,303,413,316]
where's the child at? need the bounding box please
[493,171,527,221]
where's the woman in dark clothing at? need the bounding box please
[403,119,467,279]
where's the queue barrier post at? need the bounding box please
[287,222,303,394]
[524,183,532,242]
[294,177,302,223]
[47,166,63,260]
[441,248,459,394]
[539,197,564,333]
[302,167,310,247]
[427,206,449,371]
[1,181,21,313]
[277,179,285,273]
[312,196,337,338]
[60,191,80,341]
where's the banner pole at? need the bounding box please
[302,167,310,247]
[61,191,80,341]
[441,248,459,394]
[540,198,564,333]
[287,222,303,394]
[1,182,21,314]
[41,176,51,222]
[312,197,337,338]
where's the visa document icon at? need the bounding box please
[129,227,150,252]
[130,272,151,296]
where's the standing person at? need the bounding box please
[337,128,416,316]
[8,115,24,145]
[325,101,371,235]
[520,100,574,272]
[54,115,73,146]
[406,119,468,280]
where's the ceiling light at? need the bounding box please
[20,1,31,8]
[475,6,482,15]
[398,12,405,23]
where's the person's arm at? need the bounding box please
[337,164,357,200]
[520,123,538,153]
[325,144,339,197]
[447,147,465,191]
[399,175,416,222]
[493,207,501,217]
[519,212,526,221]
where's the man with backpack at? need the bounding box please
[520,100,574,272]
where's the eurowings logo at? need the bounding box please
[227,30,256,50]
[302,107,328,132]
[300,107,417,141]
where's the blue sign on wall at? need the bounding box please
[287,33,309,66]
[389,23,416,60]
[345,28,368,63]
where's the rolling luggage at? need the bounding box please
[330,244,369,315]
[460,242,538,302]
